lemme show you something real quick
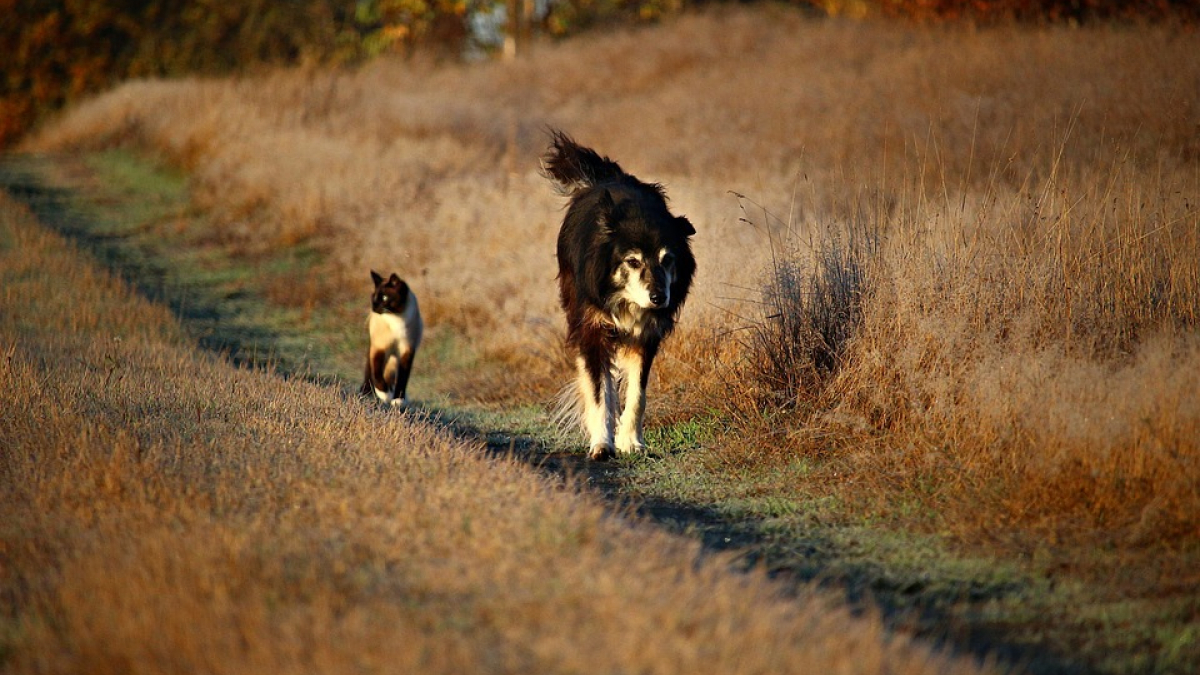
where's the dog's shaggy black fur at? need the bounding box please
[542,130,696,460]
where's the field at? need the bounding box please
[5,5,1200,673]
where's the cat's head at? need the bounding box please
[370,270,409,315]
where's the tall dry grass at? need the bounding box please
[1,192,999,673]
[21,6,1200,546]
[735,144,1200,546]
[834,157,1200,543]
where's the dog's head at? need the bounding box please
[370,270,410,315]
[589,189,696,312]
[611,244,682,310]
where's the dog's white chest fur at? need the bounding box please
[610,304,656,342]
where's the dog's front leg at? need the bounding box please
[614,347,647,454]
[576,355,615,460]
[615,342,657,454]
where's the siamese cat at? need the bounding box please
[361,270,423,407]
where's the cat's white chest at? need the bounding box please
[368,297,422,353]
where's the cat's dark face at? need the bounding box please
[370,270,409,315]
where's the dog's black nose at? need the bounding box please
[649,291,667,306]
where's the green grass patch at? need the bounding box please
[2,149,364,386]
[644,413,720,452]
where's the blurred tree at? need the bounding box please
[543,0,684,35]
[1,0,135,145]
[355,0,470,55]
[1,0,353,147]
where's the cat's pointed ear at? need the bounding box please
[371,270,384,286]
[388,273,403,286]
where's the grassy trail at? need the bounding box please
[1,152,1013,674]
[3,149,1195,675]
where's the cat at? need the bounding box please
[360,270,423,408]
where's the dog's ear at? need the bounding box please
[674,215,696,237]
[371,270,384,287]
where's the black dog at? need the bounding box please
[542,130,696,460]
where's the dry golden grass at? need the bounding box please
[1,192,999,673]
[825,170,1200,543]
[20,2,1200,591]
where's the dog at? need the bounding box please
[542,130,696,461]
[360,270,423,408]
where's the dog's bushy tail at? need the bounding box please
[548,380,585,439]
[541,129,626,196]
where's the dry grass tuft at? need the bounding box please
[739,214,874,414]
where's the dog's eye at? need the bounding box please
[625,257,643,270]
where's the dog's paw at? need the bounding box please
[588,444,615,461]
[615,429,647,455]
[615,440,646,455]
